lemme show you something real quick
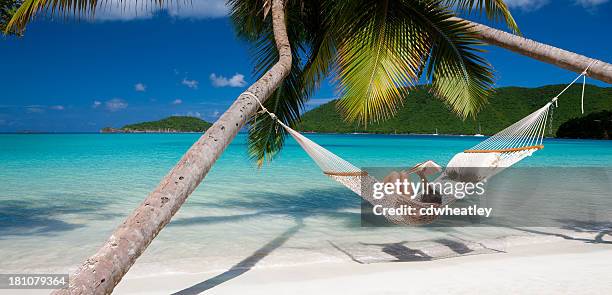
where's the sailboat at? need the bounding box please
[474,124,484,137]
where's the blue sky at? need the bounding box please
[0,0,610,132]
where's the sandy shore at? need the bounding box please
[113,237,612,295]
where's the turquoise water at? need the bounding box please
[0,134,610,276]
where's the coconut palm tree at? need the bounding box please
[5,0,611,294]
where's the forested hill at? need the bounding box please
[297,84,612,135]
[556,111,611,139]
[101,116,212,133]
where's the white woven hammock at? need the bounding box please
[244,68,591,225]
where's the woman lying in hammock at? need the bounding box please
[382,160,443,204]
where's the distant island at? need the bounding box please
[298,84,612,137]
[101,116,212,133]
[556,111,611,139]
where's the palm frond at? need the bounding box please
[247,65,305,167]
[419,3,494,118]
[228,0,268,41]
[334,0,430,125]
[5,0,164,33]
[246,29,307,166]
[443,0,520,34]
[300,0,337,96]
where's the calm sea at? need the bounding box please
[0,134,610,277]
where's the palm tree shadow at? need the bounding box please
[359,241,433,262]
[506,219,612,245]
[171,218,304,295]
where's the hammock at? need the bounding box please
[244,68,592,225]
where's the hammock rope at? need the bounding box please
[243,66,592,225]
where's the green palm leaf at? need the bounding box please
[300,0,337,96]
[395,1,495,118]
[415,3,494,118]
[334,0,430,125]
[5,0,165,33]
[444,0,519,33]
[247,68,305,167]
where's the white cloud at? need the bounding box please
[504,0,550,10]
[504,0,608,11]
[209,73,247,88]
[575,0,609,7]
[212,110,220,117]
[172,99,183,105]
[49,105,65,111]
[92,100,102,108]
[105,98,128,112]
[94,0,228,21]
[188,111,202,118]
[134,83,146,92]
[182,78,199,89]
[174,111,202,118]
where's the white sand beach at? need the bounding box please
[111,231,612,295]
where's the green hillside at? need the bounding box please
[556,111,611,139]
[115,116,212,132]
[298,84,612,136]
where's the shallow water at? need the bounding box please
[0,134,610,276]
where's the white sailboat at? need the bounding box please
[474,124,484,137]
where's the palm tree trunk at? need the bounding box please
[51,1,291,294]
[460,18,612,84]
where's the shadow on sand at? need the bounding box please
[171,218,304,295]
[0,196,120,239]
[509,219,612,245]
[360,241,433,262]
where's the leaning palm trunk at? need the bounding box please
[459,18,612,84]
[51,1,291,294]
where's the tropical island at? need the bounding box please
[101,116,212,133]
[298,84,611,137]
